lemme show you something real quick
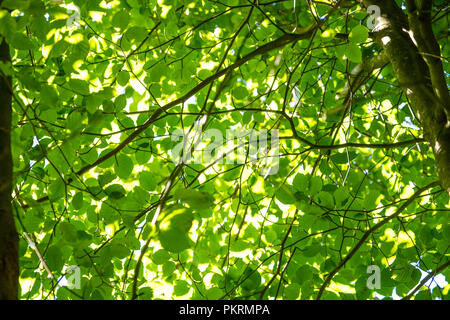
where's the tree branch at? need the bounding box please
[316,180,440,300]
[22,23,321,209]
[326,50,390,117]
[402,260,450,300]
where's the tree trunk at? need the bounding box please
[363,0,450,194]
[0,24,19,299]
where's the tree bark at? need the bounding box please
[361,0,450,194]
[0,22,19,299]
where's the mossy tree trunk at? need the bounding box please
[0,1,19,298]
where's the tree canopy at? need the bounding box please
[0,0,449,300]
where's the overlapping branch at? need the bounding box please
[316,180,439,300]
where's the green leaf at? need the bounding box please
[102,100,115,113]
[206,287,223,299]
[241,268,261,290]
[161,208,194,232]
[99,171,116,187]
[115,94,127,111]
[68,79,90,95]
[117,70,130,86]
[110,243,129,259]
[317,191,334,208]
[66,111,83,132]
[72,192,83,210]
[152,249,170,265]
[334,187,349,206]
[114,154,134,180]
[158,208,194,253]
[232,86,249,100]
[45,246,64,272]
[309,176,323,194]
[159,229,192,253]
[104,184,126,199]
[126,0,139,8]
[302,245,320,257]
[100,203,120,224]
[293,174,309,191]
[139,171,156,191]
[40,85,58,107]
[331,151,357,164]
[59,222,78,242]
[149,63,167,82]
[283,283,300,299]
[363,190,379,209]
[2,0,29,10]
[9,32,33,50]
[112,11,130,30]
[23,214,42,233]
[230,239,250,252]
[349,25,369,44]
[125,26,148,43]
[295,265,313,285]
[163,260,176,277]
[48,179,65,202]
[275,185,296,204]
[173,189,214,210]
[345,43,362,63]
[85,94,103,114]
[355,277,370,299]
[137,287,153,300]
[174,280,190,296]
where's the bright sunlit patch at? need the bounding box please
[105,223,119,237]
[20,278,35,296]
[251,177,265,194]
[66,33,84,44]
[329,282,355,295]
[72,59,83,70]
[382,255,396,266]
[400,183,414,199]
[214,27,221,38]
[229,249,254,259]
[397,230,415,247]
[200,61,218,70]
[151,281,174,299]
[89,11,105,22]
[384,206,397,217]
[381,228,396,241]
[434,140,441,152]
[52,11,70,21]
[157,0,172,18]
[380,99,392,113]
[321,29,336,39]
